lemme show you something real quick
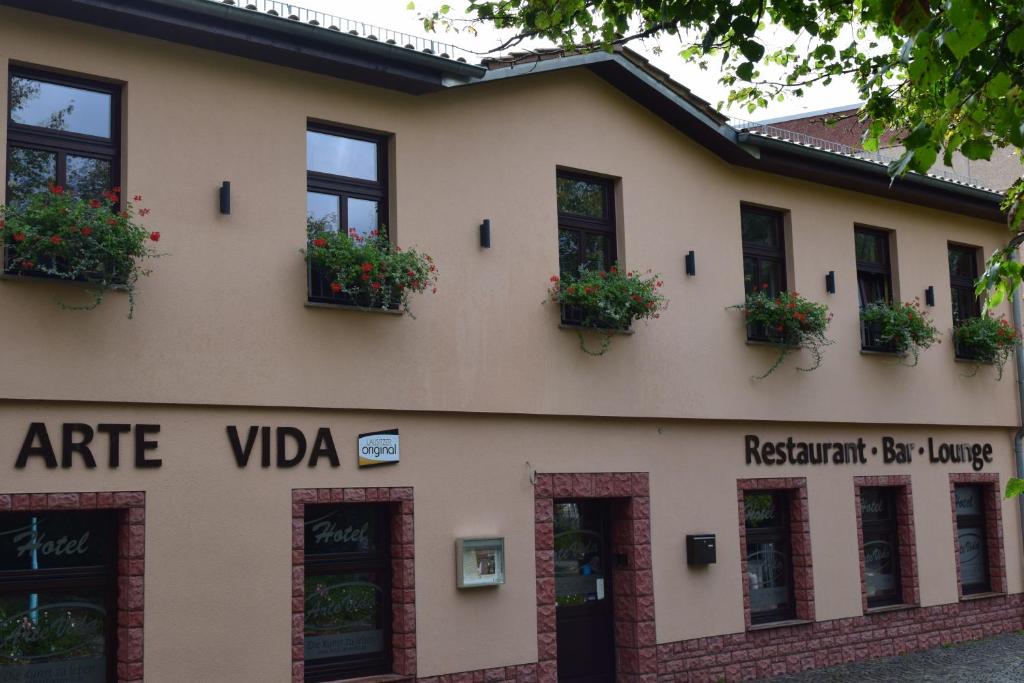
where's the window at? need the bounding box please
[860,487,902,607]
[949,244,981,325]
[743,491,794,623]
[6,70,119,204]
[303,504,391,681]
[953,485,990,595]
[854,227,892,308]
[0,510,118,682]
[557,172,615,278]
[741,206,787,296]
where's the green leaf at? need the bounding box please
[908,145,937,173]
[986,73,1012,98]
[406,1,415,8]
[961,138,994,160]
[739,40,765,62]
[736,62,755,81]
[903,122,933,149]
[1006,478,1024,499]
[1009,25,1024,53]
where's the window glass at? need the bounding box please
[744,492,782,529]
[954,485,983,516]
[744,491,794,622]
[861,488,901,606]
[553,502,608,606]
[582,233,608,272]
[304,505,380,556]
[66,156,111,200]
[347,198,379,237]
[304,572,388,662]
[954,485,990,594]
[556,176,606,218]
[307,131,377,181]
[6,147,56,203]
[558,229,581,278]
[307,192,340,232]
[855,231,886,265]
[0,591,108,681]
[949,247,977,279]
[9,77,112,138]
[746,538,791,615]
[0,512,114,571]
[741,210,781,248]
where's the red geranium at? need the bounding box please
[149,231,160,241]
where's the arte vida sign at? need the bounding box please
[12,423,397,470]
[745,435,994,471]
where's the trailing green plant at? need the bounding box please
[304,217,437,317]
[953,314,1021,380]
[860,299,939,366]
[547,264,667,355]
[0,184,160,317]
[730,286,833,379]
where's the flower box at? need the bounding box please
[559,303,631,332]
[860,319,900,354]
[307,262,399,311]
[952,315,1020,379]
[731,289,832,378]
[745,320,800,347]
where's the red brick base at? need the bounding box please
[656,593,1024,681]
[0,491,146,683]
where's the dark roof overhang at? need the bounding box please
[0,0,485,94]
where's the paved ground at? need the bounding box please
[759,631,1024,682]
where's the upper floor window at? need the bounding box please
[557,172,615,278]
[6,70,119,203]
[948,244,981,325]
[741,206,787,296]
[306,125,387,239]
[855,227,892,308]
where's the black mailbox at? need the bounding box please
[686,534,716,565]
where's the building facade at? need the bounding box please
[0,2,1020,683]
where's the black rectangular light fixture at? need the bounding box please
[685,250,696,276]
[480,219,491,248]
[219,181,231,215]
[925,285,935,306]
[825,270,836,294]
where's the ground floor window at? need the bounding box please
[860,487,902,607]
[0,510,117,682]
[954,485,990,595]
[303,504,391,682]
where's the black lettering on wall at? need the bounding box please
[15,423,58,469]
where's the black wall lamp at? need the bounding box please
[479,219,491,248]
[219,181,231,215]
[925,285,935,307]
[825,270,836,295]
[684,250,696,276]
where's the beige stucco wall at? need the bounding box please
[0,8,1018,429]
[0,403,1020,681]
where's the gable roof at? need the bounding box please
[1,0,1006,222]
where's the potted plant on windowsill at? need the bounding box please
[953,314,1020,379]
[304,217,437,317]
[0,184,160,318]
[860,299,939,366]
[547,265,667,355]
[730,286,833,379]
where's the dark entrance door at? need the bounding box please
[554,500,615,683]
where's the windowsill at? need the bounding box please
[559,323,634,335]
[960,591,1005,602]
[747,618,813,632]
[305,301,403,315]
[859,348,901,356]
[954,356,992,365]
[0,270,128,291]
[745,338,799,349]
[321,675,411,683]
[864,603,917,615]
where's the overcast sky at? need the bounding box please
[281,0,862,121]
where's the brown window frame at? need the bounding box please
[556,171,616,277]
[740,205,787,297]
[303,503,393,682]
[306,124,389,304]
[5,67,121,203]
[948,243,981,326]
[855,227,893,309]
